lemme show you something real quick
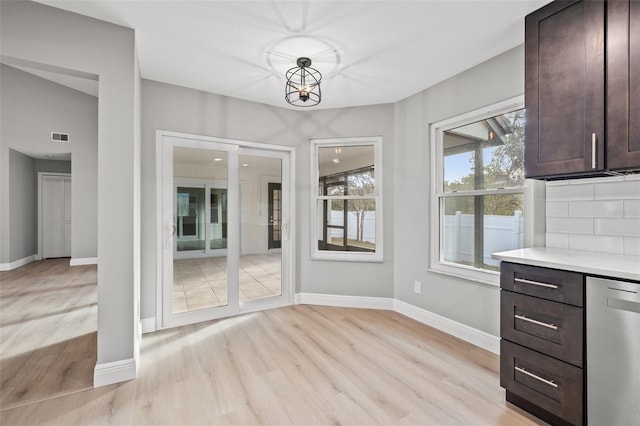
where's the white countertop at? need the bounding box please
[492,247,640,282]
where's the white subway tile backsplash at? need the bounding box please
[546,184,594,201]
[594,180,640,200]
[546,180,571,187]
[570,175,625,185]
[547,217,594,234]
[568,200,623,218]
[624,200,640,218]
[594,218,640,236]
[546,202,569,217]
[568,234,624,254]
[545,176,640,255]
[546,233,569,249]
[623,237,640,256]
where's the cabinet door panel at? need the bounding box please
[501,340,583,426]
[501,291,583,367]
[500,262,584,307]
[525,0,605,178]
[631,0,640,155]
[608,0,640,170]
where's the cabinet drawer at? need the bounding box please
[501,291,583,367]
[500,262,584,307]
[500,340,583,426]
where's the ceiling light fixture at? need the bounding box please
[285,57,322,107]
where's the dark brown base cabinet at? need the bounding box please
[525,0,640,179]
[500,262,585,425]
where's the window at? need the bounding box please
[310,137,383,262]
[431,97,527,284]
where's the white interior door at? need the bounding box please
[42,174,71,258]
[158,133,293,329]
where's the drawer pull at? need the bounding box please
[515,278,558,289]
[515,314,558,330]
[515,366,558,388]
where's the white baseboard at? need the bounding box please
[70,257,98,266]
[0,255,36,271]
[393,299,500,354]
[296,293,394,310]
[295,292,499,355]
[93,358,137,388]
[141,317,156,334]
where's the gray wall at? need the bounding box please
[393,45,525,336]
[35,159,72,175]
[1,1,139,367]
[0,64,97,263]
[8,149,36,262]
[141,79,395,320]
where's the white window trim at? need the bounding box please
[428,95,540,286]
[310,136,383,262]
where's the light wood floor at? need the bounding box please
[0,259,97,411]
[1,298,545,425]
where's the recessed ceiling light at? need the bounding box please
[213,158,223,162]
[332,158,340,164]
[242,163,249,167]
[45,154,55,159]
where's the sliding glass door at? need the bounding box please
[159,133,292,328]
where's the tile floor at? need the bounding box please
[173,253,281,313]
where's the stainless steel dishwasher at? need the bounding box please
[586,277,640,425]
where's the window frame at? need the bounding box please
[429,96,534,286]
[310,136,383,262]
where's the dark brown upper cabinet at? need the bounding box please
[525,0,606,179]
[607,0,640,170]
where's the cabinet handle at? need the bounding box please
[514,278,558,289]
[515,314,558,330]
[592,133,597,169]
[515,366,558,388]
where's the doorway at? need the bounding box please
[39,173,72,259]
[157,131,294,329]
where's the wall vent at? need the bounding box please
[51,132,70,143]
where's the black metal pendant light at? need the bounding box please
[285,57,322,107]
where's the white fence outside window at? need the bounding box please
[443,211,524,268]
[329,211,376,243]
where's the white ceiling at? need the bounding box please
[34,0,552,110]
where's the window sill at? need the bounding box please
[311,251,384,263]
[427,262,500,287]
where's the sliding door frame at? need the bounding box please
[155,130,295,330]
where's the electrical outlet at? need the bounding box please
[414,280,421,294]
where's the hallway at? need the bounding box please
[0,259,97,410]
